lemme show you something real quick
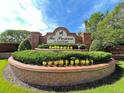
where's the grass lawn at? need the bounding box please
[0,60,124,93]
[0,60,50,93]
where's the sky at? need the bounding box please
[0,0,124,35]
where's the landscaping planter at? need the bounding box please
[8,57,116,86]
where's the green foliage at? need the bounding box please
[38,44,86,49]
[89,40,104,51]
[78,31,82,36]
[95,3,124,47]
[0,60,44,93]
[0,29,30,44]
[38,44,49,49]
[12,50,112,66]
[0,60,124,93]
[85,12,105,32]
[18,39,32,51]
[89,51,112,63]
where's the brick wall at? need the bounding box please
[30,27,92,49]
[0,52,11,59]
[81,33,92,47]
[0,43,18,52]
[109,45,124,59]
[30,31,92,49]
[109,45,124,54]
[30,32,41,49]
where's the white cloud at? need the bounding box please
[0,0,58,35]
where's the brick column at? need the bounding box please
[81,33,92,47]
[31,32,41,49]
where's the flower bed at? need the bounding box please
[8,50,116,86]
[38,44,86,49]
[8,57,116,86]
[12,50,112,66]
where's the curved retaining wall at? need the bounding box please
[8,57,116,86]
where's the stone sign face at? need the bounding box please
[47,29,75,44]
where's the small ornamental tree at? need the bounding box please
[18,38,32,51]
[89,39,104,51]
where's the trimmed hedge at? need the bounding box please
[38,44,86,49]
[12,50,112,66]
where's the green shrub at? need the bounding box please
[89,39,104,51]
[89,51,112,63]
[103,42,116,52]
[80,44,86,49]
[12,50,112,66]
[38,44,49,49]
[18,39,32,51]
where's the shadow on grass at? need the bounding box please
[27,64,124,92]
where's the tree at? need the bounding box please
[85,12,105,32]
[0,29,30,44]
[84,20,91,32]
[87,3,124,51]
[96,2,124,46]
[78,31,82,36]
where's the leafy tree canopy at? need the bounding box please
[96,2,124,46]
[87,2,124,50]
[0,29,30,44]
[85,12,105,32]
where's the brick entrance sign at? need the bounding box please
[30,27,92,49]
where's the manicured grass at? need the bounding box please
[0,60,124,93]
[0,60,50,93]
[71,61,124,93]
